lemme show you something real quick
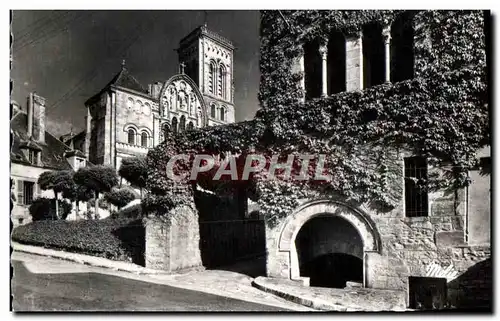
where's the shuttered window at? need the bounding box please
[16,180,35,205]
[16,180,23,205]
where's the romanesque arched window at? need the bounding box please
[362,23,385,89]
[210,104,217,119]
[391,11,416,83]
[208,61,217,94]
[161,122,170,142]
[218,64,226,99]
[141,132,149,147]
[220,106,226,121]
[127,128,136,145]
[187,121,194,131]
[171,117,178,134]
[179,115,186,132]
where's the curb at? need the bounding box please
[12,243,312,311]
[11,242,167,275]
[252,277,350,311]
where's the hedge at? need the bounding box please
[11,218,145,264]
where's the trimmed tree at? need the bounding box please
[118,156,148,198]
[73,165,119,219]
[38,170,75,219]
[104,187,138,210]
[62,180,94,217]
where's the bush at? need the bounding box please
[104,188,138,209]
[12,218,145,264]
[116,204,142,219]
[29,198,72,221]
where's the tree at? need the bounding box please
[118,156,148,198]
[38,170,74,219]
[104,187,138,209]
[62,180,94,216]
[73,165,119,219]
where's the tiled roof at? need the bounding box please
[10,112,73,170]
[86,66,148,105]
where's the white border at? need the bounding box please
[2,2,500,320]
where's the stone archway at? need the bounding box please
[275,200,382,287]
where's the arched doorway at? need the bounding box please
[275,200,381,287]
[295,215,364,288]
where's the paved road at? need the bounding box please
[11,259,291,312]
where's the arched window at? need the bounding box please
[208,61,216,94]
[218,65,226,99]
[220,106,226,121]
[327,30,346,95]
[127,128,136,145]
[161,122,170,142]
[391,11,416,82]
[171,117,178,134]
[210,104,217,118]
[362,23,385,89]
[187,121,194,131]
[179,115,186,132]
[141,132,149,147]
[304,39,322,100]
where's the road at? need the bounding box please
[11,253,292,312]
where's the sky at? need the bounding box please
[10,10,261,137]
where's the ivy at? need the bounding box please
[144,10,489,227]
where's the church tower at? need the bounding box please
[177,24,236,125]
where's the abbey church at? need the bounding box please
[62,24,236,169]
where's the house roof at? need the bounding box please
[10,111,73,170]
[85,65,148,105]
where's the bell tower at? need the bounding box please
[177,23,236,124]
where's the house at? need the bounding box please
[10,93,88,226]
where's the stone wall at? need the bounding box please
[266,161,491,309]
[345,34,362,91]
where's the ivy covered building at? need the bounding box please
[143,10,491,310]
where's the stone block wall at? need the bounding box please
[345,35,363,91]
[144,206,202,272]
[265,164,491,308]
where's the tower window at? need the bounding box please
[208,61,216,94]
[127,128,136,145]
[362,23,385,89]
[171,117,178,134]
[220,106,226,121]
[210,104,217,119]
[404,156,428,217]
[218,65,226,99]
[141,132,149,147]
[187,121,194,130]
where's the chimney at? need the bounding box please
[27,93,33,137]
[27,92,46,143]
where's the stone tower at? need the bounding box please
[177,24,236,124]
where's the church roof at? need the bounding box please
[10,111,73,170]
[85,65,148,105]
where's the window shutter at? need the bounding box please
[35,183,41,197]
[16,180,24,205]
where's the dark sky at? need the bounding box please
[11,10,261,137]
